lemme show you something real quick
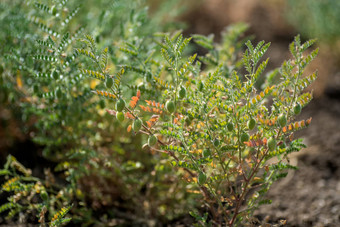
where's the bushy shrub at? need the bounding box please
[83,29,316,225]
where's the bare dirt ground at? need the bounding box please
[255,94,340,227]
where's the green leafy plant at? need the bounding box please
[77,24,317,225]
[1,0,194,225]
[0,155,72,226]
[0,0,318,226]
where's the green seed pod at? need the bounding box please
[278,114,287,127]
[51,6,57,16]
[55,88,62,99]
[267,138,277,151]
[293,104,301,115]
[203,149,211,158]
[33,84,39,94]
[52,70,59,80]
[198,172,207,185]
[148,135,157,147]
[116,111,124,122]
[213,139,220,147]
[185,116,192,125]
[106,77,113,89]
[247,118,256,130]
[146,73,152,82]
[165,100,176,113]
[116,98,126,112]
[99,99,105,109]
[132,118,142,132]
[227,122,234,131]
[240,133,250,143]
[40,191,49,201]
[178,86,186,99]
[198,81,204,92]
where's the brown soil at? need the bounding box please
[255,95,340,227]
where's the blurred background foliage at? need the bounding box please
[287,0,340,45]
[0,0,339,225]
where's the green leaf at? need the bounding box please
[300,48,319,69]
[79,69,105,81]
[0,170,10,176]
[253,58,269,81]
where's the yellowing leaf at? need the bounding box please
[90,79,99,89]
[16,75,23,88]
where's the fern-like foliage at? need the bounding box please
[0,0,318,226]
[50,205,72,227]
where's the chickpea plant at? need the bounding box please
[1,0,193,225]
[0,0,318,225]
[77,25,317,225]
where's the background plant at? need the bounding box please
[286,0,340,45]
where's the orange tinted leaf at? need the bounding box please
[264,166,269,172]
[139,105,147,111]
[300,120,305,127]
[125,112,135,119]
[150,115,159,121]
[130,100,136,108]
[106,109,118,116]
[127,125,132,132]
[244,141,252,147]
[289,133,294,141]
[16,75,23,88]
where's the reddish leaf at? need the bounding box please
[125,112,135,119]
[106,109,116,116]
